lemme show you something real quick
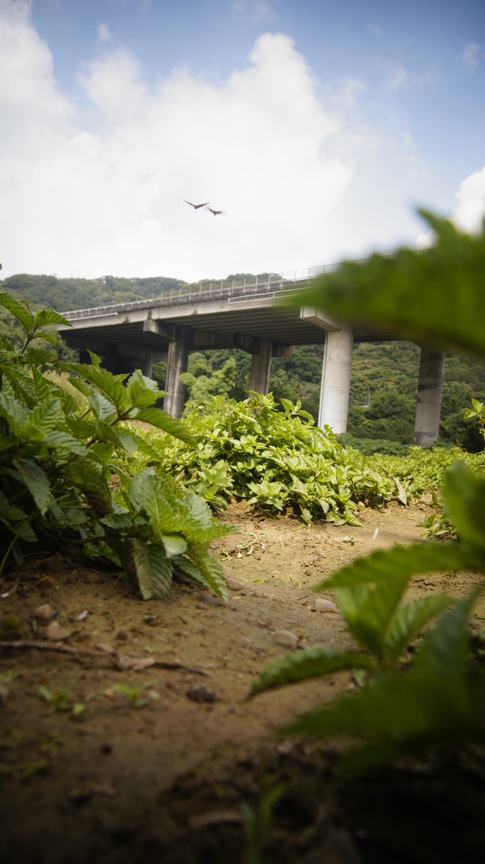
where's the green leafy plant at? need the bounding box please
[0,670,17,703]
[0,290,236,600]
[250,213,485,771]
[465,398,485,443]
[38,684,85,717]
[249,541,455,697]
[129,392,406,524]
[242,783,286,864]
[109,680,157,708]
[283,591,485,774]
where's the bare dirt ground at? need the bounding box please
[1,500,485,864]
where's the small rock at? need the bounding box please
[274,629,299,648]
[187,684,217,703]
[314,599,338,613]
[45,621,72,641]
[35,603,54,622]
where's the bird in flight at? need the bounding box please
[208,208,224,216]
[183,200,209,210]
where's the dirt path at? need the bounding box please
[1,501,484,863]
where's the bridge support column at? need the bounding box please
[248,339,273,394]
[414,346,445,446]
[318,328,354,433]
[140,349,164,379]
[164,329,189,418]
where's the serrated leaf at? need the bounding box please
[135,407,196,446]
[34,309,71,328]
[92,420,138,454]
[282,672,439,743]
[132,539,173,599]
[334,576,409,657]
[414,590,481,705]
[161,534,187,557]
[383,593,453,666]
[281,590,483,773]
[189,551,228,601]
[25,345,57,364]
[23,398,60,438]
[13,458,53,515]
[126,370,160,408]
[100,512,133,530]
[64,363,130,412]
[319,541,476,593]
[85,389,117,421]
[249,646,374,698]
[44,429,87,456]
[0,392,29,434]
[31,367,52,402]
[0,291,34,332]
[441,461,485,552]
[171,554,206,585]
[132,471,170,534]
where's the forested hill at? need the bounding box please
[0,273,188,312]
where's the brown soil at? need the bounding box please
[1,501,484,864]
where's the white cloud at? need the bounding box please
[463,41,480,69]
[386,64,408,92]
[0,1,444,282]
[97,23,112,44]
[232,0,275,24]
[338,76,368,109]
[453,166,485,232]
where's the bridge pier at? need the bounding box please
[248,339,273,394]
[164,328,190,418]
[414,346,445,446]
[318,328,354,433]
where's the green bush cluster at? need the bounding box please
[126,392,404,524]
[0,291,235,600]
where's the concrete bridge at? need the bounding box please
[57,267,445,445]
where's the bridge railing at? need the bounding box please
[61,261,361,321]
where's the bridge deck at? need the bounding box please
[58,269,394,354]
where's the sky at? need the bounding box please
[0,0,484,284]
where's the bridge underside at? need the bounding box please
[59,297,445,445]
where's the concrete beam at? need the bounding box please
[300,306,341,331]
[414,346,445,446]
[143,318,215,349]
[318,328,354,433]
[234,332,291,358]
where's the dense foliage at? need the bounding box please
[0,291,236,600]
[125,392,404,524]
[126,392,485,529]
[0,273,187,313]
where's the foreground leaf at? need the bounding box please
[248,646,375,698]
[282,592,484,773]
[132,540,173,600]
[286,212,485,358]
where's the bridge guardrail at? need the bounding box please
[61,260,365,321]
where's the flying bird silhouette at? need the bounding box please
[183,200,209,210]
[208,208,224,216]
